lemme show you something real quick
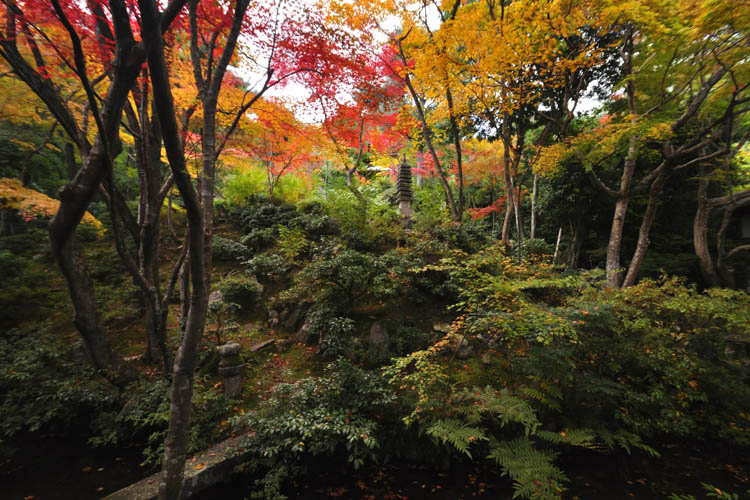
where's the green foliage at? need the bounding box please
[412,180,450,232]
[0,228,59,328]
[216,274,263,312]
[229,202,298,235]
[246,253,293,282]
[212,236,249,261]
[519,238,554,260]
[221,168,268,207]
[233,360,398,499]
[240,227,277,252]
[276,224,308,262]
[90,377,232,466]
[385,348,585,500]
[560,276,750,445]
[305,307,357,358]
[0,327,116,442]
[314,184,401,251]
[488,437,566,500]
[280,249,396,312]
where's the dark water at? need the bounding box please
[3,436,747,500]
[196,444,750,500]
[0,435,150,500]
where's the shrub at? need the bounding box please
[0,327,116,443]
[229,202,297,235]
[90,377,231,465]
[216,274,263,312]
[240,227,277,252]
[519,238,554,260]
[559,277,750,445]
[276,224,308,262]
[221,168,268,208]
[305,307,356,358]
[232,360,398,499]
[246,253,293,282]
[280,249,399,313]
[212,236,249,261]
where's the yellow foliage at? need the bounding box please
[0,178,104,232]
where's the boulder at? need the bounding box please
[249,339,276,352]
[295,318,318,345]
[284,301,309,331]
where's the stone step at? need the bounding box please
[105,434,252,500]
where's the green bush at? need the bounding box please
[0,327,116,443]
[559,277,750,445]
[240,227,277,252]
[90,377,232,465]
[280,249,400,313]
[212,236,249,261]
[519,238,554,260]
[246,253,293,282]
[276,224,308,262]
[229,202,298,235]
[216,274,263,311]
[232,360,398,499]
[221,168,268,208]
[305,308,356,358]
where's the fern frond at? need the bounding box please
[426,418,487,459]
[535,428,597,448]
[518,386,562,412]
[488,437,567,500]
[594,428,660,457]
[460,387,541,435]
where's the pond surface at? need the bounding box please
[1,434,150,500]
[197,443,750,500]
[3,435,748,500]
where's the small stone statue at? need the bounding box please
[217,342,243,398]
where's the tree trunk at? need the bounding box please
[553,227,562,264]
[54,237,135,385]
[446,86,464,222]
[605,28,638,288]
[395,39,459,221]
[566,218,584,268]
[530,174,538,239]
[622,164,669,287]
[140,2,209,498]
[693,174,722,287]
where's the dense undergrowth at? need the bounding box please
[1,178,749,500]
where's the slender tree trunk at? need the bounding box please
[501,124,515,249]
[693,173,722,287]
[553,227,562,264]
[140,2,209,498]
[200,98,217,280]
[446,86,464,222]
[395,39,459,221]
[622,164,669,287]
[605,29,638,288]
[530,174,538,239]
[567,218,584,268]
